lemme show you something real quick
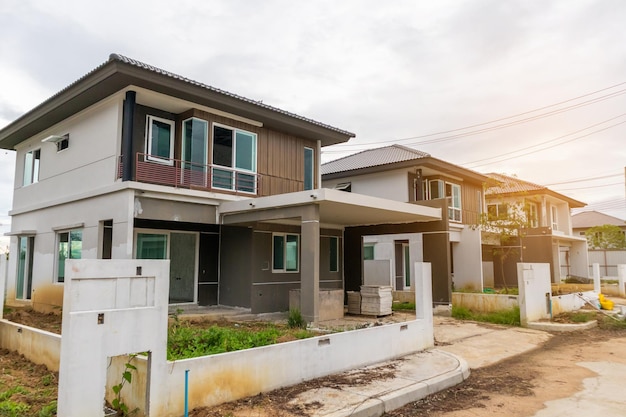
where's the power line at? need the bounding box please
[324,82,626,152]
[544,173,623,186]
[552,182,624,191]
[461,114,626,167]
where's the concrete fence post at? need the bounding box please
[618,264,626,298]
[592,263,601,293]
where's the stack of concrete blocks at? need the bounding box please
[347,291,361,315]
[360,285,393,316]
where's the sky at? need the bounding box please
[1,0,626,250]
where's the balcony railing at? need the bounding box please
[118,153,260,195]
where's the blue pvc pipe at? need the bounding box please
[184,369,189,417]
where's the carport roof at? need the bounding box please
[219,188,442,227]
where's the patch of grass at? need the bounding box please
[167,322,318,360]
[452,305,520,326]
[0,387,31,417]
[568,311,596,323]
[38,401,57,417]
[598,315,626,330]
[392,302,415,311]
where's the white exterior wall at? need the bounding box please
[451,226,483,291]
[6,189,135,311]
[323,168,410,202]
[12,96,122,211]
[517,263,552,326]
[363,233,423,290]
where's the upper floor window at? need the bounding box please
[23,149,41,186]
[304,147,314,191]
[56,134,69,152]
[212,123,257,193]
[551,206,558,230]
[146,116,175,164]
[487,203,509,220]
[422,179,462,222]
[525,202,539,228]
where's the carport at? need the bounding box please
[219,188,441,324]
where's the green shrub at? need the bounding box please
[392,302,415,311]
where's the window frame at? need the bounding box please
[487,203,509,220]
[304,147,314,191]
[56,229,83,283]
[211,122,258,194]
[329,236,339,272]
[363,244,375,260]
[551,206,558,230]
[146,115,175,165]
[23,149,41,186]
[272,233,300,273]
[16,235,35,300]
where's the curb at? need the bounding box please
[527,320,598,332]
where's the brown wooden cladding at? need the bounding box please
[182,109,317,197]
[460,181,483,226]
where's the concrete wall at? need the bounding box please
[452,292,518,312]
[289,288,345,321]
[323,168,410,202]
[12,97,122,210]
[517,263,552,326]
[451,226,483,291]
[0,320,61,371]
[550,291,593,316]
[6,189,135,312]
[588,250,626,277]
[363,259,393,286]
[482,262,494,288]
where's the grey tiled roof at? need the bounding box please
[109,54,355,137]
[484,172,547,195]
[571,210,626,228]
[321,144,430,175]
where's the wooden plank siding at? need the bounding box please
[460,181,483,226]
[182,109,318,197]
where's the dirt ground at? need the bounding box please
[3,308,626,417]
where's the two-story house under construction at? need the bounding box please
[0,54,442,323]
[322,145,489,304]
[483,173,589,286]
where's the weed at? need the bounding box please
[568,311,596,323]
[598,315,626,330]
[392,302,415,311]
[38,401,57,417]
[41,374,54,387]
[287,309,307,329]
[111,355,138,416]
[452,306,520,326]
[0,387,30,417]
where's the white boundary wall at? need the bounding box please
[55,259,435,416]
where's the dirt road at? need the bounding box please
[385,326,626,417]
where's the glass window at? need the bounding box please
[304,147,314,190]
[429,180,444,199]
[212,124,257,193]
[273,233,299,272]
[17,236,34,300]
[136,233,168,259]
[447,183,462,222]
[102,220,113,259]
[57,229,82,283]
[56,135,69,152]
[329,237,339,272]
[146,116,174,163]
[363,244,375,260]
[487,203,509,220]
[23,149,41,186]
[183,118,208,170]
[551,206,558,230]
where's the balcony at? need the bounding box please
[119,153,260,196]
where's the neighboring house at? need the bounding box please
[0,54,442,323]
[572,210,626,277]
[322,144,488,304]
[571,210,626,237]
[483,173,589,285]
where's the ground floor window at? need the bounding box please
[273,233,299,272]
[329,236,339,272]
[16,236,34,299]
[57,230,82,283]
[135,230,197,304]
[363,244,375,260]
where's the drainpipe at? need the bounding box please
[122,90,136,181]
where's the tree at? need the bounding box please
[584,224,626,249]
[476,200,534,291]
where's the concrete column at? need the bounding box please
[592,263,601,293]
[618,264,626,298]
[300,205,320,325]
